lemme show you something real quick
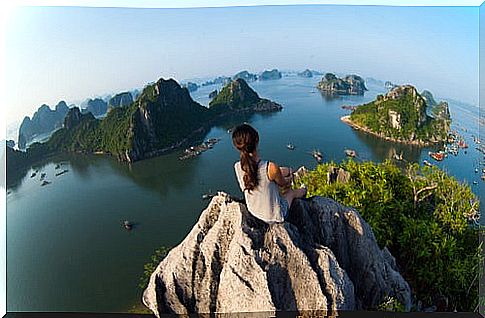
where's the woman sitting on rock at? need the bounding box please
[232,124,307,223]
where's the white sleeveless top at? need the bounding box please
[234,160,287,224]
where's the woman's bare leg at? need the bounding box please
[282,187,307,209]
[279,167,293,189]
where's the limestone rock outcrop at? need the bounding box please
[209,79,282,113]
[143,193,411,316]
[317,73,367,95]
[259,69,282,81]
[108,92,134,109]
[18,101,70,149]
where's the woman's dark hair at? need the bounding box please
[232,124,260,192]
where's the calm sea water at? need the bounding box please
[6,75,482,312]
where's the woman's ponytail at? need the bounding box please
[232,124,260,192]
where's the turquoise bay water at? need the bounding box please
[6,75,481,312]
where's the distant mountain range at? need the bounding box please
[8,77,281,171]
[13,69,448,164]
[83,98,107,117]
[14,68,309,150]
[16,89,141,149]
[259,69,282,81]
[18,101,70,149]
[297,69,323,78]
[108,92,134,109]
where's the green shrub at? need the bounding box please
[139,246,171,290]
[297,160,480,311]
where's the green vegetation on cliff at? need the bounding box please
[9,78,281,168]
[40,78,212,161]
[209,78,259,112]
[139,246,171,290]
[297,160,479,311]
[209,78,282,113]
[349,85,450,144]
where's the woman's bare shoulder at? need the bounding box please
[267,161,280,180]
[267,161,280,169]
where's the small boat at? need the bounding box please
[429,151,445,161]
[344,149,357,158]
[475,168,479,173]
[287,143,295,150]
[202,193,214,200]
[55,164,61,169]
[40,173,46,180]
[123,220,133,230]
[179,150,201,161]
[393,151,404,161]
[311,150,323,163]
[473,181,478,185]
[30,172,37,178]
[227,128,235,134]
[457,140,468,149]
[41,180,51,186]
[481,174,485,181]
[207,138,220,144]
[341,105,357,111]
[423,160,433,167]
[55,169,69,177]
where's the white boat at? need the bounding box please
[344,149,357,157]
[311,150,323,163]
[123,220,133,230]
[202,193,213,200]
[287,143,295,150]
[55,169,69,177]
[423,160,433,167]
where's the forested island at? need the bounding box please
[7,77,281,172]
[343,85,451,145]
[317,73,367,95]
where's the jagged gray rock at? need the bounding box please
[327,166,351,184]
[143,193,411,316]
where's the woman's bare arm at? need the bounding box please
[268,162,290,187]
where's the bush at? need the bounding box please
[297,159,480,311]
[139,246,171,290]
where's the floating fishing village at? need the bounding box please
[178,138,221,161]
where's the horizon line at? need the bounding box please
[5,70,478,131]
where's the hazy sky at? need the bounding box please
[5,4,479,128]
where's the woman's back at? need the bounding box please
[234,160,286,224]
